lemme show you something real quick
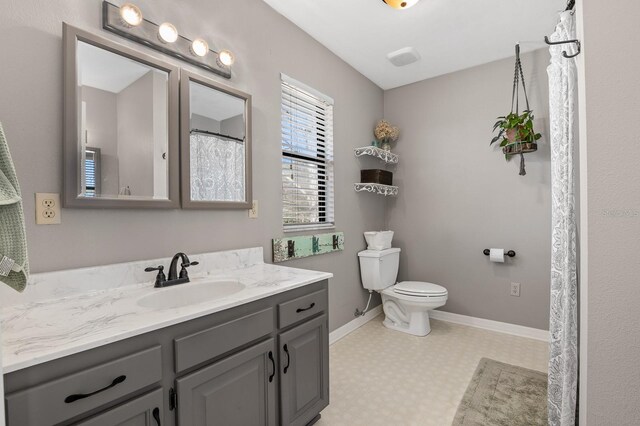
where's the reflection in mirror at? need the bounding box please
[189,81,246,202]
[77,41,169,200]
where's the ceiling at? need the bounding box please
[263,0,566,89]
[190,82,244,122]
[78,41,155,93]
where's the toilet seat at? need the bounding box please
[393,281,448,297]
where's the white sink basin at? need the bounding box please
[137,279,245,309]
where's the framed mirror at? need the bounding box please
[63,24,180,208]
[180,70,252,209]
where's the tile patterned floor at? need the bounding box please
[317,317,548,426]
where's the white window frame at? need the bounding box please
[281,73,335,232]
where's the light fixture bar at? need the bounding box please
[101,1,231,79]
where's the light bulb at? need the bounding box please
[158,22,178,43]
[120,3,143,27]
[190,38,209,57]
[383,0,420,10]
[217,49,235,67]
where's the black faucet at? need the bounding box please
[145,252,199,288]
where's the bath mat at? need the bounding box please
[452,358,548,426]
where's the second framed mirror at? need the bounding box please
[180,70,252,209]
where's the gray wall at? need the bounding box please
[117,71,155,197]
[384,49,552,330]
[81,86,119,195]
[220,114,245,139]
[191,114,221,133]
[0,0,384,332]
[578,0,640,423]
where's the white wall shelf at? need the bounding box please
[354,146,399,164]
[354,183,398,196]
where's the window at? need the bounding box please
[281,74,334,230]
[83,147,101,197]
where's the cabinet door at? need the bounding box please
[279,314,329,426]
[75,388,164,426]
[175,338,277,426]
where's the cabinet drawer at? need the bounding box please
[278,289,327,329]
[5,346,162,426]
[75,388,163,426]
[174,307,274,373]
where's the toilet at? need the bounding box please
[358,247,448,336]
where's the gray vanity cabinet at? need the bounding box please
[3,280,329,426]
[175,338,276,426]
[75,388,164,426]
[278,315,329,426]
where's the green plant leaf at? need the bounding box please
[534,133,542,140]
[490,136,500,145]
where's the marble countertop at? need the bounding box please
[1,248,332,374]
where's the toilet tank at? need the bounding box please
[358,248,401,291]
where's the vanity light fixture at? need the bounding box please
[119,3,143,26]
[158,22,178,43]
[102,1,233,79]
[190,38,209,57]
[382,0,420,10]
[217,49,235,67]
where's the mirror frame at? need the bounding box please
[63,23,180,209]
[180,70,252,209]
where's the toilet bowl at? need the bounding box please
[358,248,448,336]
[381,281,447,336]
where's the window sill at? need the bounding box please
[283,224,336,233]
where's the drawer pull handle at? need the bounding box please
[283,344,290,374]
[64,375,127,403]
[268,351,275,382]
[153,407,161,426]
[296,303,316,313]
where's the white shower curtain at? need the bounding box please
[190,133,245,202]
[0,323,5,426]
[547,10,578,426]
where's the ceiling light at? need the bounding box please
[158,22,178,43]
[120,3,143,27]
[190,38,209,57]
[382,0,420,10]
[217,49,235,67]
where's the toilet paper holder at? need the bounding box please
[483,249,516,258]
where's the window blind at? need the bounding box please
[84,150,97,197]
[281,77,334,229]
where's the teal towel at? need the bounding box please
[0,122,29,292]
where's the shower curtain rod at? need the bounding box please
[190,129,245,142]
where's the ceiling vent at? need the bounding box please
[386,47,421,67]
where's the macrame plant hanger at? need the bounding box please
[511,44,532,176]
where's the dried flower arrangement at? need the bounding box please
[374,120,400,143]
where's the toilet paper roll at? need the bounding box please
[489,248,505,263]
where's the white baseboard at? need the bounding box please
[430,310,550,342]
[329,305,382,345]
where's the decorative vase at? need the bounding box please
[371,140,381,148]
[381,140,391,152]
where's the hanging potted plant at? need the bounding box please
[491,110,541,154]
[490,45,542,176]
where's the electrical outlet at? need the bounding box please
[510,282,521,297]
[248,200,258,219]
[35,193,61,225]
